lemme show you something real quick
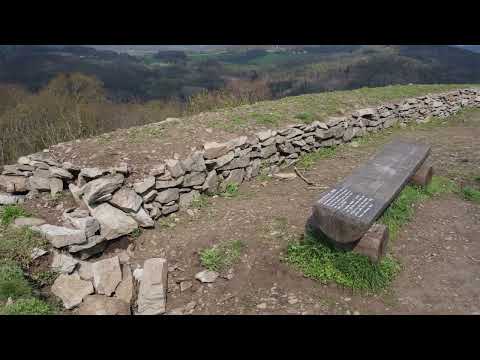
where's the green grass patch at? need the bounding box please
[380,176,458,238]
[0,297,56,315]
[0,261,32,301]
[30,270,58,287]
[294,112,316,124]
[221,183,240,198]
[0,205,29,226]
[0,227,48,267]
[462,187,480,204]
[251,113,281,126]
[191,194,211,209]
[129,228,143,238]
[284,233,400,293]
[297,147,337,170]
[199,240,245,272]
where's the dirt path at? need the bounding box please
[114,110,480,315]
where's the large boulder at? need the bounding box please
[82,174,124,205]
[89,203,138,240]
[136,258,168,315]
[109,188,143,213]
[51,273,94,310]
[77,295,131,315]
[92,256,122,296]
[34,224,87,248]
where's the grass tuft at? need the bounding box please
[0,227,48,267]
[221,183,240,198]
[0,297,55,315]
[191,194,211,209]
[462,187,480,204]
[284,233,400,293]
[0,205,29,226]
[0,261,32,301]
[199,240,245,272]
[380,176,458,238]
[297,147,337,170]
[295,112,316,124]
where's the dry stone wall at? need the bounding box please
[1,87,480,262]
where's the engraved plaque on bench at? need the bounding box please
[311,138,431,244]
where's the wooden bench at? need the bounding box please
[308,138,432,261]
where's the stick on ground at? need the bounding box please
[294,167,316,186]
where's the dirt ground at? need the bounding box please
[125,109,480,315]
[23,109,480,315]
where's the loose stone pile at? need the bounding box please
[1,88,480,314]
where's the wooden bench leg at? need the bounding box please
[410,162,433,187]
[352,223,389,263]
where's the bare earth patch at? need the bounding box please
[121,109,480,315]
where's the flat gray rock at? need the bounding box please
[203,142,231,160]
[156,176,184,190]
[92,256,122,296]
[129,207,155,228]
[77,295,131,315]
[202,171,218,195]
[68,235,106,253]
[162,204,179,215]
[0,175,28,193]
[205,151,235,169]
[155,188,180,204]
[51,273,94,310]
[0,192,25,205]
[179,190,199,208]
[181,151,206,172]
[142,189,157,203]
[136,258,168,315]
[165,159,185,178]
[109,188,143,213]
[13,217,46,227]
[115,265,134,305]
[82,174,124,205]
[51,252,79,274]
[78,261,93,281]
[134,176,156,194]
[89,203,138,240]
[195,270,219,283]
[49,167,73,179]
[35,224,87,248]
[30,247,48,260]
[183,172,206,187]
